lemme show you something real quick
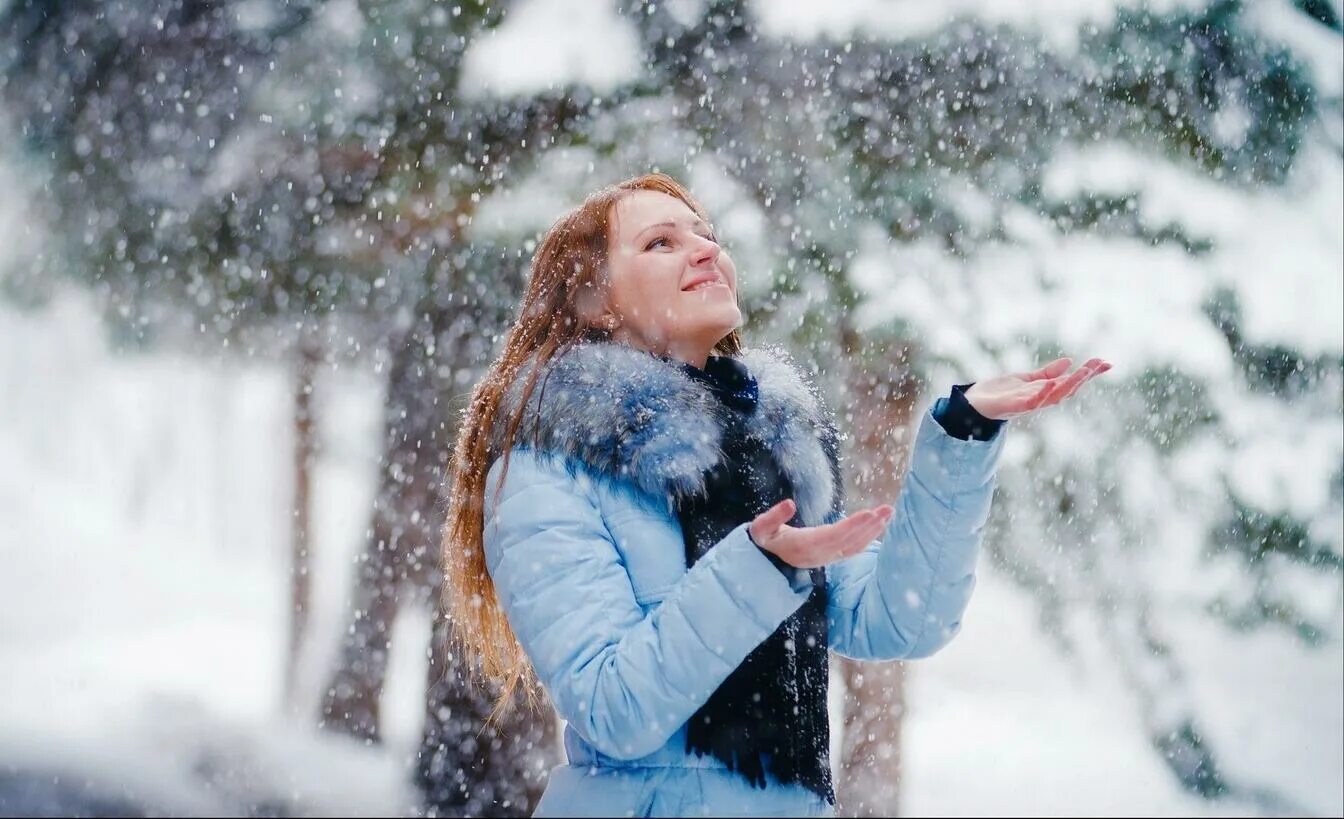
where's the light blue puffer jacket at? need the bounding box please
[482,342,1006,817]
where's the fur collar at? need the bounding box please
[491,341,838,525]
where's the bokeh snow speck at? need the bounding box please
[1,0,1340,816]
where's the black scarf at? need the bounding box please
[671,354,834,804]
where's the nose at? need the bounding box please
[690,234,720,266]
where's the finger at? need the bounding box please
[1035,364,1094,408]
[1021,372,1072,409]
[839,518,887,559]
[753,498,796,539]
[1058,359,1112,402]
[807,519,884,565]
[1041,377,1083,407]
[1059,363,1112,403]
[792,503,893,560]
[1060,364,1105,401]
[1023,357,1072,381]
[802,510,880,555]
[1023,379,1060,411]
[1075,357,1106,377]
[830,511,890,555]
[823,509,879,541]
[1034,357,1104,391]
[846,503,894,524]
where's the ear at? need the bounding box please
[574,278,619,332]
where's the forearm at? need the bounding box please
[487,455,813,759]
[553,524,810,758]
[826,407,1005,660]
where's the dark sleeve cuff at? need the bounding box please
[932,382,1006,442]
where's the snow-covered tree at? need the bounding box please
[1,1,587,813]
[5,0,1337,815]
[604,0,1339,812]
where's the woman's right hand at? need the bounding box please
[749,499,895,569]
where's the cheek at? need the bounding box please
[721,255,739,291]
[624,257,682,303]
[715,246,734,273]
[608,260,667,321]
[606,255,640,306]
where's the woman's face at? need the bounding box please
[602,190,741,367]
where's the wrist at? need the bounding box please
[934,383,1006,441]
[755,539,815,592]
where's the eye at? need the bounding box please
[644,236,670,251]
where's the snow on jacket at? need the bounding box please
[482,341,1006,817]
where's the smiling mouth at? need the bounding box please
[682,279,726,292]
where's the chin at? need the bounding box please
[700,315,743,347]
[670,300,742,346]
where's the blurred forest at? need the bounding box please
[1,0,1340,816]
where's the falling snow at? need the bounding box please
[1,0,1340,816]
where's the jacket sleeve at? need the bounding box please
[826,407,1006,661]
[482,449,813,760]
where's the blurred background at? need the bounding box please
[1,0,1340,816]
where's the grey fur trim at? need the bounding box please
[737,347,837,526]
[491,342,838,525]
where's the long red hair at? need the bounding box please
[441,173,742,711]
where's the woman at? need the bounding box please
[442,173,1110,817]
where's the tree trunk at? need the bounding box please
[416,575,559,817]
[315,500,407,741]
[317,321,445,742]
[410,295,558,816]
[284,333,320,713]
[318,265,555,813]
[835,341,921,817]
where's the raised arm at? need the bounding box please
[483,449,813,760]
[825,407,1006,661]
[824,356,1111,660]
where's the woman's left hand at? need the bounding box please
[963,357,1112,421]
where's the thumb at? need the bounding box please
[1027,357,1072,381]
[752,499,796,541]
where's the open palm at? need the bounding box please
[750,499,894,569]
[964,357,1112,421]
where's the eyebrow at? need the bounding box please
[634,218,712,241]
